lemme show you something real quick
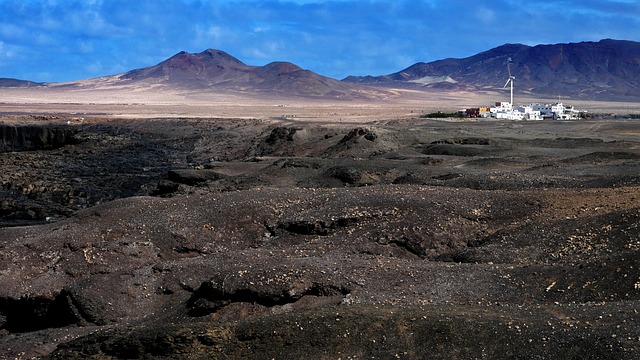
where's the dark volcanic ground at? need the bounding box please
[2,115,640,359]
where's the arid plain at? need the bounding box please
[2,85,640,359]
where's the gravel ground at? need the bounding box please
[2,115,640,359]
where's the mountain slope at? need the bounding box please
[5,41,639,101]
[109,49,390,99]
[344,39,640,100]
[120,49,252,86]
[0,78,44,87]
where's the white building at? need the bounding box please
[487,102,543,120]
[482,101,583,121]
[531,102,583,120]
[516,104,543,120]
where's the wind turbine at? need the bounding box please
[503,57,515,106]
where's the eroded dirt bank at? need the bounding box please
[2,115,640,359]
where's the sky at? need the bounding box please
[0,0,639,82]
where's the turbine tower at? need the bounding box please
[503,57,515,106]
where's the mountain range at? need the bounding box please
[2,39,639,101]
[114,49,386,99]
[344,39,640,100]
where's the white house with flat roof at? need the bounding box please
[531,102,583,119]
[487,102,543,120]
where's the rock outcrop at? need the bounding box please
[0,124,78,152]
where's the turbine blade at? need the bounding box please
[503,79,511,88]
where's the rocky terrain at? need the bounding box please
[2,114,640,358]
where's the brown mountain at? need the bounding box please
[343,39,640,100]
[115,49,388,99]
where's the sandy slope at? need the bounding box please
[3,85,638,120]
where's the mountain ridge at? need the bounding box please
[344,39,640,100]
[120,49,250,83]
[0,78,44,87]
[2,39,639,100]
[95,49,390,99]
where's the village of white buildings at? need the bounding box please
[463,100,585,120]
[462,57,586,120]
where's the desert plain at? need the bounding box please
[2,86,640,359]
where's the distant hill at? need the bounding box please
[108,49,390,99]
[343,39,640,100]
[0,78,44,87]
[5,40,640,101]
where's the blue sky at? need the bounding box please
[0,0,639,82]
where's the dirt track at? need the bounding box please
[2,109,640,358]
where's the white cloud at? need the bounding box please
[32,32,56,46]
[253,26,272,33]
[71,9,124,37]
[475,6,497,24]
[192,25,234,49]
[0,23,26,41]
[246,41,285,61]
[78,41,95,54]
[0,41,17,60]
[85,61,104,75]
[1,0,639,82]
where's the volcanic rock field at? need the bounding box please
[2,115,640,359]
